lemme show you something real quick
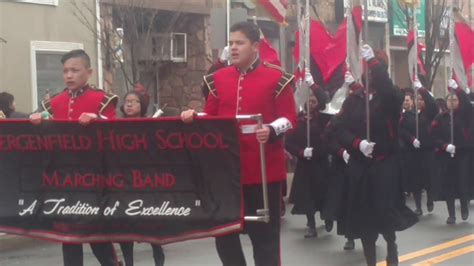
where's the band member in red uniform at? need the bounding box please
[30,49,119,266]
[331,45,418,266]
[181,21,296,266]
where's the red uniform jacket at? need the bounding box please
[42,85,118,120]
[203,59,297,185]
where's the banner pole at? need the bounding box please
[236,114,270,223]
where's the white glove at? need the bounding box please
[152,109,164,118]
[359,139,375,158]
[448,79,458,89]
[342,150,350,164]
[219,46,230,63]
[446,144,456,155]
[412,138,421,149]
[413,79,422,90]
[303,147,313,160]
[304,69,315,87]
[344,71,355,85]
[360,44,375,61]
[465,87,471,94]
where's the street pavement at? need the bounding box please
[1,194,473,266]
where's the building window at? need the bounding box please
[14,0,58,6]
[30,41,83,110]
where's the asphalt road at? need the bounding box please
[1,194,473,266]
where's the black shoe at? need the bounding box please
[427,202,434,213]
[304,228,317,238]
[325,220,334,232]
[461,205,469,221]
[446,216,456,225]
[343,239,355,250]
[414,208,423,216]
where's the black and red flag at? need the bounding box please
[294,5,362,101]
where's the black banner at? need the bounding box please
[0,118,242,244]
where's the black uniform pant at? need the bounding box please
[119,242,165,266]
[215,182,282,266]
[62,243,117,266]
[360,230,398,266]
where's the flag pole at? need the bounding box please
[448,5,455,157]
[413,1,420,139]
[363,0,370,142]
[226,0,230,45]
[304,0,311,149]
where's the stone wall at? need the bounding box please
[158,14,212,116]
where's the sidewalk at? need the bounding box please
[0,233,44,252]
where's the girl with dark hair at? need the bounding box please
[120,91,148,118]
[118,84,165,266]
[399,83,438,216]
[0,92,27,119]
[286,87,332,238]
[431,80,472,224]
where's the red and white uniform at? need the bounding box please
[41,85,118,119]
[203,59,297,185]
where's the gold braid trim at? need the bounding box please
[203,74,217,97]
[99,93,119,116]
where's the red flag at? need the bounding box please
[407,30,427,82]
[294,6,362,84]
[259,37,281,66]
[452,10,474,89]
[254,0,288,24]
[454,20,474,88]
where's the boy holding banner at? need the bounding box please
[181,21,296,266]
[29,49,119,266]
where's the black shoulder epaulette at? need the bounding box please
[263,62,283,71]
[276,72,295,98]
[89,85,102,91]
[263,62,295,97]
[203,73,217,97]
[99,93,119,115]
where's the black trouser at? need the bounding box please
[62,243,117,266]
[446,198,469,217]
[119,242,165,266]
[360,231,397,266]
[306,213,316,229]
[414,191,422,210]
[215,182,282,266]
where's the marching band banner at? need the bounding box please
[0,118,242,244]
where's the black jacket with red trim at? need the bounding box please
[332,58,404,161]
